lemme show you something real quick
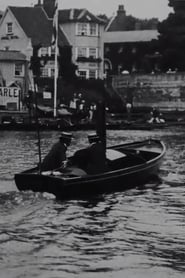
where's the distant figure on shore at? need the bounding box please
[126,102,132,120]
[41,132,72,171]
[148,108,165,124]
[69,93,78,110]
[88,103,96,123]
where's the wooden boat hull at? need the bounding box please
[14,139,166,199]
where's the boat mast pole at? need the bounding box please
[33,78,42,174]
[96,99,106,150]
[53,0,59,118]
[96,81,107,157]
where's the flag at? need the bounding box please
[51,0,58,46]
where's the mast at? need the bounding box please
[34,81,42,173]
[53,0,59,117]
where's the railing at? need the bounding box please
[111,72,185,111]
[112,72,185,88]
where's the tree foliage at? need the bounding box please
[58,46,77,81]
[158,12,185,71]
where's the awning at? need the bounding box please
[36,105,72,116]
[58,108,72,116]
[37,105,53,113]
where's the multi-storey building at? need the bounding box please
[103,5,159,74]
[0,1,70,110]
[0,50,27,111]
[59,9,106,79]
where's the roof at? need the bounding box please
[106,15,132,32]
[59,9,105,24]
[9,6,70,47]
[103,30,159,43]
[106,5,158,32]
[0,50,26,61]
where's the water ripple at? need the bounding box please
[0,128,185,277]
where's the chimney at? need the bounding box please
[43,0,56,18]
[34,0,43,7]
[117,5,126,16]
[116,4,126,29]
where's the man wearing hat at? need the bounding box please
[86,133,107,174]
[41,132,72,171]
[71,133,107,175]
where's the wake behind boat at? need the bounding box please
[14,139,166,199]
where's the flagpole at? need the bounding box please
[53,0,58,118]
[34,79,42,174]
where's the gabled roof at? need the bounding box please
[106,15,131,32]
[0,50,26,61]
[104,30,159,43]
[59,9,105,24]
[8,6,70,47]
[106,5,158,32]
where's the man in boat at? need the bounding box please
[86,133,107,174]
[71,133,107,175]
[41,132,72,172]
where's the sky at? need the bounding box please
[0,0,173,20]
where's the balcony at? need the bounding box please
[76,56,102,63]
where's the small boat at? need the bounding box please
[119,120,168,130]
[14,139,166,199]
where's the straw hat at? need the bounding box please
[59,132,73,142]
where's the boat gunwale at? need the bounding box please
[14,139,165,186]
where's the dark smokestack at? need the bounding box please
[43,0,56,18]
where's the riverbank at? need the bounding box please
[112,72,185,111]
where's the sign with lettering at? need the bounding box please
[43,91,52,99]
[0,87,20,108]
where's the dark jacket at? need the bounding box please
[71,142,107,174]
[71,148,89,170]
[41,141,67,171]
[86,142,107,174]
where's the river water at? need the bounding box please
[0,127,185,278]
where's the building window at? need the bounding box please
[6,22,13,34]
[51,46,55,55]
[89,23,97,36]
[50,68,55,77]
[40,68,49,77]
[38,47,49,57]
[77,47,87,58]
[40,67,54,77]
[77,23,88,36]
[89,70,97,79]
[76,23,98,36]
[78,70,87,79]
[89,48,97,58]
[14,63,24,76]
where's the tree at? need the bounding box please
[58,46,77,81]
[158,11,185,71]
[30,46,42,77]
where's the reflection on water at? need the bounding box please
[0,128,185,278]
